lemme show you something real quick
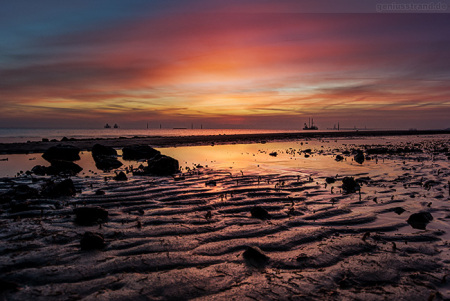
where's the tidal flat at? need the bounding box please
[0,134,449,300]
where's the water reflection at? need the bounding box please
[0,135,447,178]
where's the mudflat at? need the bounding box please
[0,134,449,300]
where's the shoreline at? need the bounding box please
[1,129,449,154]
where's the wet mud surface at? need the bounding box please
[0,136,449,300]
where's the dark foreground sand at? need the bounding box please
[0,134,449,300]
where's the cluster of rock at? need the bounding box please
[124,144,179,176]
[28,143,179,177]
[33,145,83,176]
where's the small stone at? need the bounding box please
[74,206,108,225]
[335,155,344,162]
[114,171,127,181]
[407,212,433,230]
[95,190,105,196]
[80,231,105,250]
[354,150,365,164]
[325,177,336,184]
[342,177,360,194]
[393,207,406,215]
[251,206,270,220]
[243,246,269,267]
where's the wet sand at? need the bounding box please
[1,134,450,300]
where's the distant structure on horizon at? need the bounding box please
[113,123,119,128]
[104,123,111,128]
[303,118,318,130]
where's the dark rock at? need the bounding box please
[335,155,344,162]
[95,190,105,196]
[269,152,278,157]
[32,161,82,176]
[325,177,336,184]
[342,150,351,155]
[48,160,82,175]
[61,137,69,142]
[0,278,20,292]
[122,144,160,160]
[31,165,47,176]
[205,180,217,187]
[41,179,76,198]
[407,212,433,230]
[0,194,11,204]
[304,149,312,153]
[354,150,365,164]
[251,206,270,220]
[92,144,117,157]
[11,184,39,200]
[74,206,108,225]
[42,144,80,162]
[393,207,406,215]
[94,156,123,171]
[423,180,438,189]
[146,155,179,176]
[342,177,360,194]
[10,200,31,212]
[91,144,122,171]
[114,171,128,181]
[80,231,106,250]
[243,246,269,267]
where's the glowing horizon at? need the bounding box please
[0,0,449,130]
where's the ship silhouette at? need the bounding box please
[303,118,318,130]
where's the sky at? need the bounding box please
[0,0,449,130]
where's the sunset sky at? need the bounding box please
[1,0,449,129]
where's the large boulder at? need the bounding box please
[74,206,108,225]
[42,145,80,162]
[145,155,179,176]
[49,160,82,175]
[92,144,117,157]
[122,145,160,161]
[94,156,123,171]
[41,179,77,198]
[91,144,122,171]
[31,160,82,176]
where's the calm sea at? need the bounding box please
[0,128,313,143]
